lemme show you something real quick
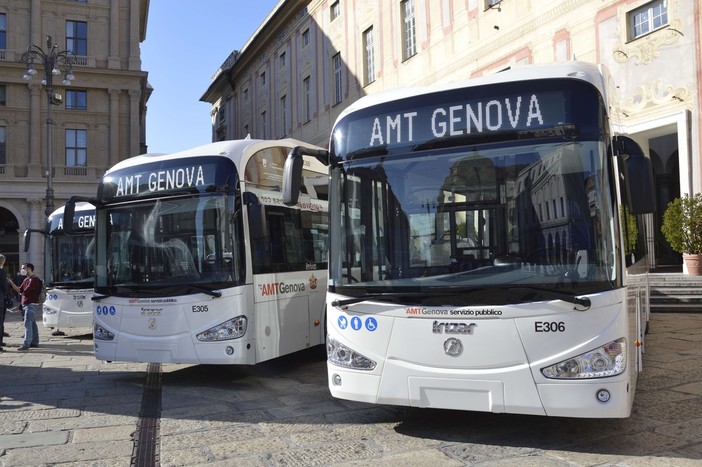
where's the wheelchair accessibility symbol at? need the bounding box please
[337,314,379,332]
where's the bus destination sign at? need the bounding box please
[113,165,205,197]
[49,211,95,235]
[102,156,236,202]
[340,89,570,158]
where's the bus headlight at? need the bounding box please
[327,337,376,370]
[541,338,626,379]
[94,323,115,341]
[196,316,247,341]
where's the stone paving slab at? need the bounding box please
[0,431,69,450]
[1,311,701,466]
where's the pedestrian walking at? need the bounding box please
[8,263,41,351]
[0,255,9,351]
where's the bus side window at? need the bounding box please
[302,221,315,262]
[247,201,270,274]
[268,212,287,265]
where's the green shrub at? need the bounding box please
[661,193,702,254]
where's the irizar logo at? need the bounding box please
[432,321,477,334]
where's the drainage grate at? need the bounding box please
[131,362,163,467]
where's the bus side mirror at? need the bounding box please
[614,136,656,215]
[283,151,303,206]
[63,195,95,235]
[63,199,77,236]
[283,145,330,206]
[23,229,46,253]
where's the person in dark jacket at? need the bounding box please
[8,263,41,351]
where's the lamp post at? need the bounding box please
[21,35,75,217]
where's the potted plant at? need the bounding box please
[661,193,702,275]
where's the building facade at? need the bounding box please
[203,0,700,270]
[0,0,150,275]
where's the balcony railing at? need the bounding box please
[0,49,87,64]
[71,55,88,66]
[64,166,88,176]
[0,164,102,179]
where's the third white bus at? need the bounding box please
[25,203,95,332]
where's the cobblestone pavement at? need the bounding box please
[1,310,701,466]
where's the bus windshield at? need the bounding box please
[329,139,618,305]
[47,234,95,287]
[95,193,242,294]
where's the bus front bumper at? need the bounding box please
[94,335,257,365]
[327,362,632,418]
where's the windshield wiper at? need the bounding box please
[504,286,591,309]
[332,291,461,307]
[186,284,222,298]
[333,286,590,309]
[93,284,222,299]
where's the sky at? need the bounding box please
[141,0,281,154]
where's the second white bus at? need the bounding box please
[65,138,328,365]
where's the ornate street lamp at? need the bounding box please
[21,35,75,217]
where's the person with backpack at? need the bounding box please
[7,263,41,351]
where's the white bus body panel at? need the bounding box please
[327,288,637,418]
[43,288,93,328]
[93,271,326,365]
[253,271,326,362]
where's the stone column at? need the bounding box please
[129,0,142,70]
[30,0,41,46]
[28,84,41,177]
[108,0,120,68]
[109,89,121,166]
[26,199,44,271]
[129,89,141,157]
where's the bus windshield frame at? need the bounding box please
[46,230,95,288]
[328,78,620,306]
[45,205,95,288]
[94,156,244,297]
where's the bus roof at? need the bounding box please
[335,61,610,126]
[107,138,326,175]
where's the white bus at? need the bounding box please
[24,203,95,332]
[65,139,328,365]
[284,62,655,418]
